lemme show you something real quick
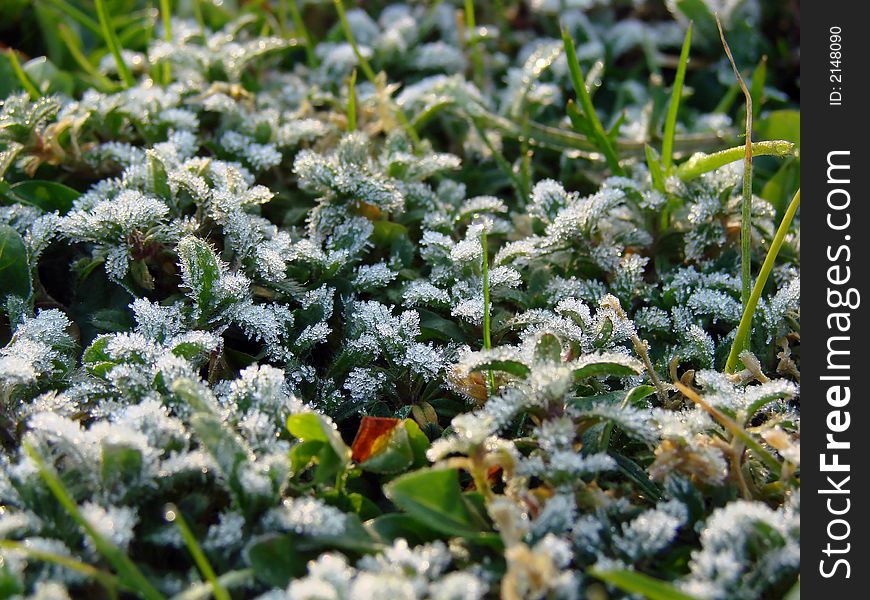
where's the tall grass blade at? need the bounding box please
[165,504,231,600]
[5,50,41,99]
[24,443,166,600]
[662,23,692,171]
[96,0,136,88]
[561,26,624,175]
[726,189,800,372]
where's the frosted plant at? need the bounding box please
[0,1,800,598]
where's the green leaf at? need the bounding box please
[176,237,223,320]
[572,359,642,381]
[755,110,800,148]
[384,468,496,543]
[749,56,767,121]
[247,534,316,587]
[533,332,562,363]
[147,150,172,201]
[469,358,530,378]
[645,145,666,192]
[590,568,701,600]
[403,419,430,469]
[173,379,254,509]
[289,439,324,474]
[0,225,31,301]
[100,443,143,488]
[369,514,442,546]
[287,413,351,465]
[417,308,466,342]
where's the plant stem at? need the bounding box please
[6,50,41,99]
[676,140,794,181]
[333,0,419,145]
[347,68,357,132]
[464,0,485,89]
[24,443,166,600]
[675,383,782,477]
[717,15,753,307]
[725,189,800,372]
[0,540,121,597]
[287,0,317,68]
[39,0,102,35]
[159,0,173,85]
[57,24,117,91]
[662,23,692,171]
[166,504,231,600]
[96,0,135,88]
[561,26,624,175]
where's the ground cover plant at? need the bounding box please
[0,0,801,598]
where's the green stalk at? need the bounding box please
[159,0,173,85]
[39,0,102,35]
[347,68,357,132]
[96,0,136,88]
[481,229,496,395]
[57,23,117,91]
[0,540,121,598]
[333,0,376,83]
[191,0,206,35]
[464,0,485,89]
[661,23,692,171]
[333,0,419,145]
[726,189,800,373]
[676,140,794,181]
[24,443,166,600]
[287,0,317,68]
[166,504,231,600]
[561,26,623,175]
[717,16,753,307]
[6,50,41,99]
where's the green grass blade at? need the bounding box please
[24,443,166,600]
[333,0,376,83]
[464,0,484,88]
[560,26,624,175]
[165,504,231,600]
[56,23,117,91]
[39,0,101,36]
[661,23,692,171]
[726,189,800,373]
[96,0,136,88]
[5,50,42,99]
[347,68,357,132]
[287,0,317,68]
[676,140,795,181]
[159,0,173,85]
[0,539,120,597]
[590,568,701,600]
[750,56,767,121]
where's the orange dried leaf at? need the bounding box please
[351,416,401,462]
